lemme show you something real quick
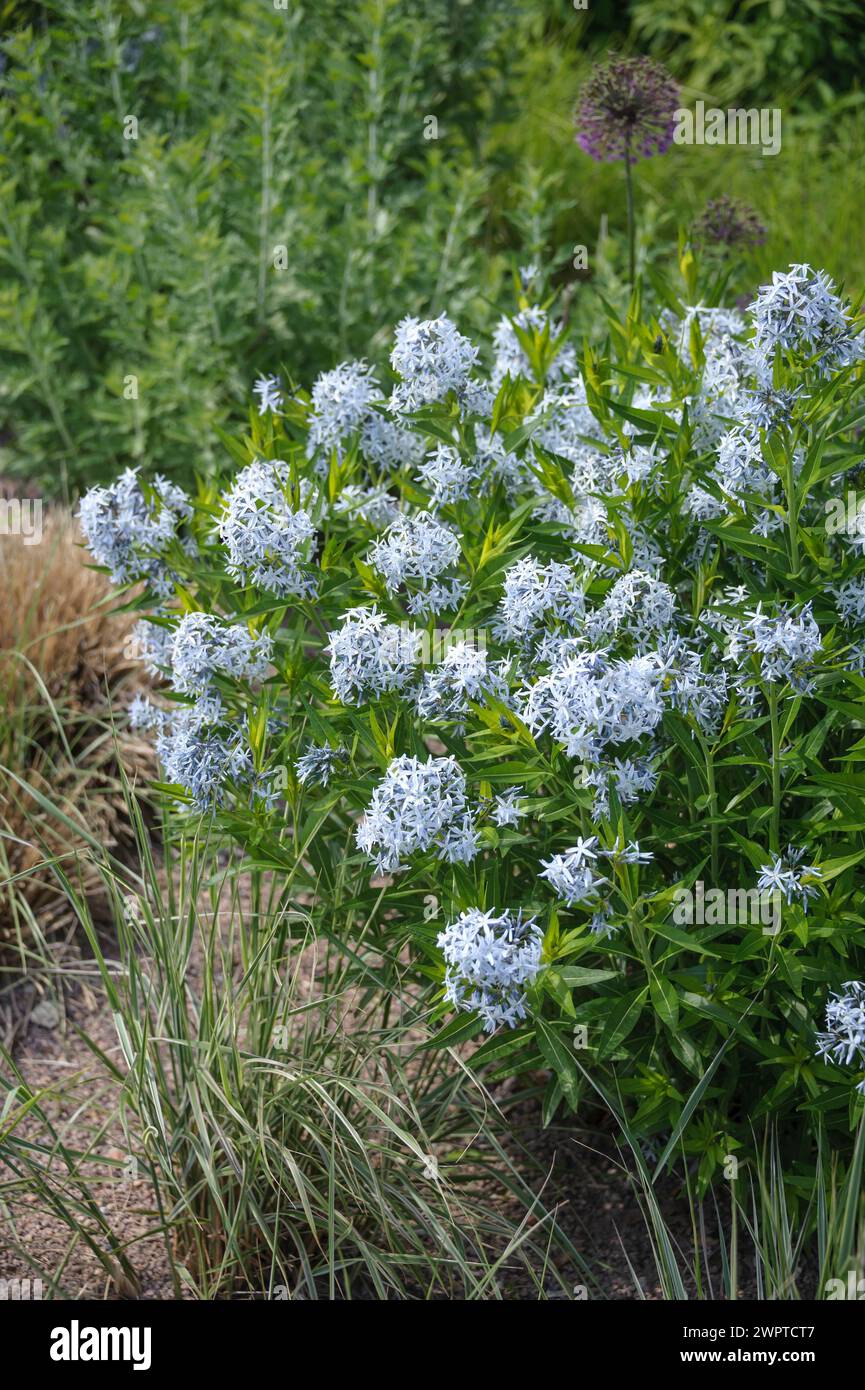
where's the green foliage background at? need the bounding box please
[1,0,862,494]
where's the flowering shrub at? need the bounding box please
[81,261,865,1183]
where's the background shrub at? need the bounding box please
[1,1,862,494]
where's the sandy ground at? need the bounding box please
[0,967,179,1299]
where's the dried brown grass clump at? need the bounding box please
[0,509,154,959]
[0,509,140,708]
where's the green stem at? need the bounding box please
[627,902,652,975]
[786,448,800,577]
[257,70,273,327]
[705,742,719,883]
[624,147,635,287]
[367,15,382,238]
[768,685,781,853]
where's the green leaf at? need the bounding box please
[598,988,649,1059]
[419,1012,485,1051]
[534,1018,581,1109]
[650,974,679,1030]
[555,966,619,987]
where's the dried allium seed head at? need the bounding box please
[693,195,767,249]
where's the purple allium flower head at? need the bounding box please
[574,55,679,165]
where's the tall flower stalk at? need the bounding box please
[574,55,679,286]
